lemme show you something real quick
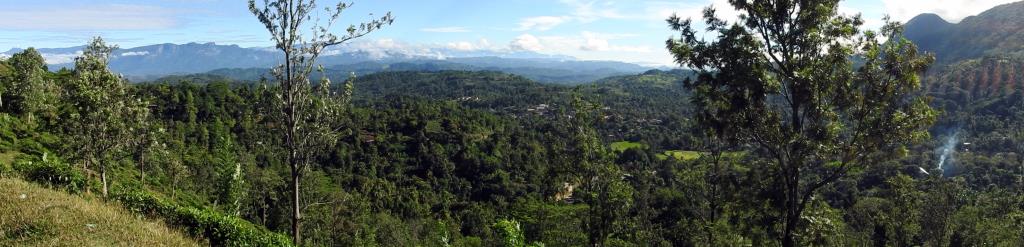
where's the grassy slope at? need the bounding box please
[658,150,702,161]
[610,141,646,152]
[0,177,202,246]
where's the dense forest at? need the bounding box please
[2,0,1024,246]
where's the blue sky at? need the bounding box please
[0,0,1019,66]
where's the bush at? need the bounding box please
[12,154,87,193]
[113,190,293,247]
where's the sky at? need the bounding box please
[0,0,1019,66]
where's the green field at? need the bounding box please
[610,141,646,152]
[610,141,703,161]
[658,150,702,161]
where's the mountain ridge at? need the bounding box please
[1,42,651,84]
[904,1,1024,64]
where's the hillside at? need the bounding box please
[195,58,649,85]
[905,1,1024,64]
[927,56,1024,110]
[0,177,201,246]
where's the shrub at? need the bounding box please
[12,154,86,193]
[113,190,293,247]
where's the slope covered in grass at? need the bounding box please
[0,177,202,246]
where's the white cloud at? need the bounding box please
[0,4,177,30]
[510,34,543,51]
[518,16,569,31]
[581,36,609,51]
[881,0,1018,22]
[510,31,652,54]
[447,41,477,51]
[120,51,150,57]
[336,39,446,59]
[41,52,83,64]
[420,26,471,33]
[578,32,652,52]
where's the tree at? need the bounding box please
[495,219,545,247]
[66,37,149,197]
[568,94,634,246]
[4,48,57,123]
[247,0,393,244]
[666,1,936,246]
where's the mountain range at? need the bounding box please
[0,42,654,84]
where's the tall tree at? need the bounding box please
[666,1,936,246]
[247,0,393,244]
[4,48,57,123]
[66,37,149,197]
[568,94,634,246]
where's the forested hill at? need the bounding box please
[905,1,1024,194]
[906,1,1024,117]
[905,1,1024,65]
[344,69,696,149]
[189,58,652,85]
[141,69,696,152]
[908,1,1024,112]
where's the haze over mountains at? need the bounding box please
[0,41,654,84]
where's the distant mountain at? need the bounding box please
[1,42,649,84]
[904,1,1024,64]
[187,57,650,85]
[899,1,1024,109]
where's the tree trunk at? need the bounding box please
[101,162,108,198]
[781,154,802,247]
[782,212,798,247]
[291,167,301,245]
[84,158,91,195]
[140,152,146,186]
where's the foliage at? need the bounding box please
[64,37,150,197]
[12,154,87,193]
[494,219,544,247]
[5,1,1024,243]
[247,0,394,243]
[666,1,936,245]
[114,189,293,247]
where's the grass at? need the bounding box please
[610,141,646,152]
[658,150,702,161]
[609,141,740,162]
[0,151,21,166]
[609,141,704,161]
[0,177,202,247]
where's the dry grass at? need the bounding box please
[0,177,203,246]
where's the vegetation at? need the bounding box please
[247,0,393,244]
[2,0,1024,246]
[668,1,936,245]
[0,177,200,246]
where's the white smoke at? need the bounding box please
[936,130,960,175]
